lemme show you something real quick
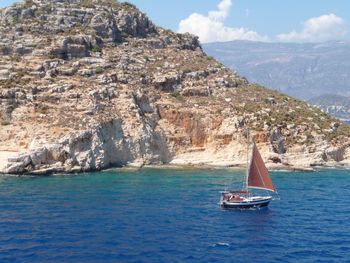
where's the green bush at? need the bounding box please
[171,91,184,102]
[12,16,20,25]
[81,0,95,8]
[23,0,34,8]
[95,67,104,74]
[37,104,49,115]
[122,2,137,10]
[91,44,102,53]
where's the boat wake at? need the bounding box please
[212,242,230,248]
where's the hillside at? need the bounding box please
[309,94,350,121]
[0,0,349,174]
[203,40,350,100]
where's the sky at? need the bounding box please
[1,0,349,43]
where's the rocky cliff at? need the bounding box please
[0,0,349,174]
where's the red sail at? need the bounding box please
[248,143,276,192]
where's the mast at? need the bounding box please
[245,129,250,191]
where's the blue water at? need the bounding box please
[1,168,350,262]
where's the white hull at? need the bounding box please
[220,195,272,209]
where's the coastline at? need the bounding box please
[1,141,349,176]
[0,151,18,173]
[1,161,349,176]
[126,163,350,172]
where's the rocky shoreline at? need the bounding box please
[1,148,349,176]
[1,161,350,177]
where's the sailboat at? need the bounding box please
[220,137,278,209]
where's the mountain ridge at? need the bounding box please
[203,40,350,100]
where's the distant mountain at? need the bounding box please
[203,40,350,100]
[308,94,350,120]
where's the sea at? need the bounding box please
[1,168,350,263]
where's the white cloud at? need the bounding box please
[277,14,347,42]
[178,0,268,43]
[208,0,232,20]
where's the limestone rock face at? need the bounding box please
[4,116,171,174]
[0,0,349,174]
[115,9,156,37]
[270,128,286,154]
[50,35,101,59]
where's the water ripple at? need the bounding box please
[1,169,350,262]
